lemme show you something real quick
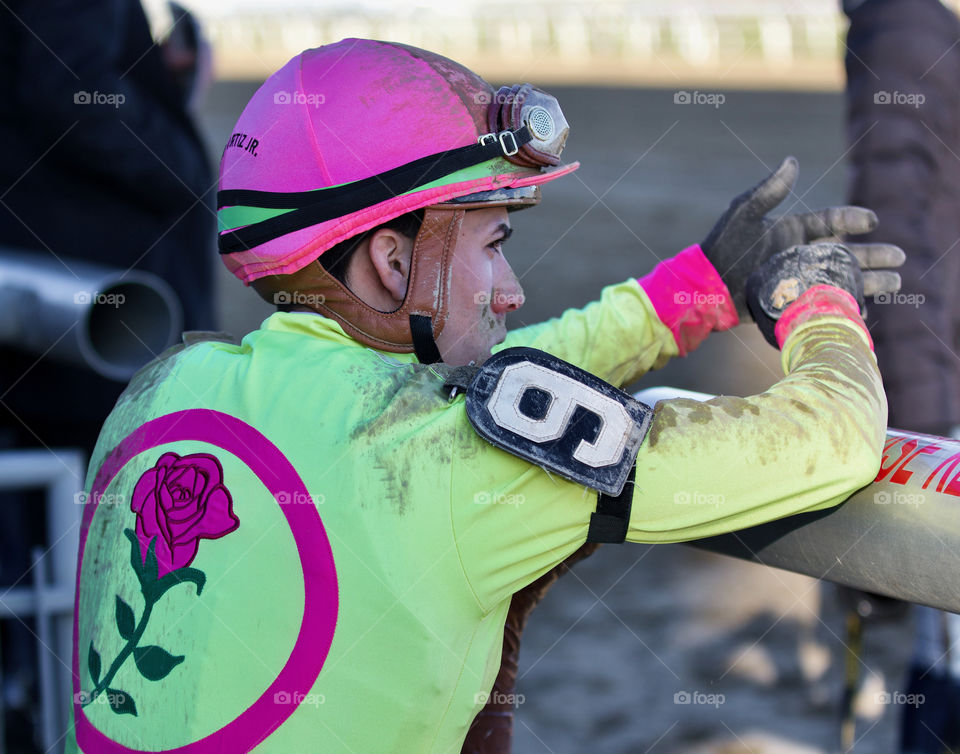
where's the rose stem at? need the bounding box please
[82,591,156,707]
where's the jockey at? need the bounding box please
[67,38,902,753]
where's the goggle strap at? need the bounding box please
[217,126,533,255]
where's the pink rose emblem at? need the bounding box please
[131,452,239,577]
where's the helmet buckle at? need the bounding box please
[498,130,519,157]
[477,131,520,158]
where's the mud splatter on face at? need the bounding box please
[478,301,499,332]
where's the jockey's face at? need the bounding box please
[434,207,525,366]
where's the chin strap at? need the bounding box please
[409,314,442,364]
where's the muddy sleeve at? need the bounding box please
[625,316,886,541]
[452,314,884,612]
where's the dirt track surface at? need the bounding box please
[200,83,913,754]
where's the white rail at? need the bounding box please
[0,450,84,754]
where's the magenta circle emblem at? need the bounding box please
[72,409,339,752]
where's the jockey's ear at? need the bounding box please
[364,227,413,306]
[337,228,414,313]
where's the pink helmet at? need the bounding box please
[217,38,578,360]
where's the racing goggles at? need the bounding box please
[217,84,570,255]
[484,83,569,168]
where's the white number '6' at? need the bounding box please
[486,361,631,468]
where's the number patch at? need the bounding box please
[464,347,653,495]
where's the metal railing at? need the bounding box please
[0,450,84,754]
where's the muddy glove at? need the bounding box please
[747,242,872,348]
[701,156,904,320]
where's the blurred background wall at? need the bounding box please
[190,0,851,86]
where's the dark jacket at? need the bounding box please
[0,0,215,449]
[846,0,960,434]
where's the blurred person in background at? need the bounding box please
[0,0,214,748]
[66,39,906,753]
[844,0,960,751]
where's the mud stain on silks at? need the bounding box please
[685,401,712,425]
[347,364,408,442]
[116,333,239,410]
[372,459,412,514]
[645,402,678,449]
[346,359,461,515]
[112,343,188,410]
[645,323,883,471]
[715,398,761,420]
[647,396,733,449]
[644,394,814,468]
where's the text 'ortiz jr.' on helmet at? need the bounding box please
[68,38,903,754]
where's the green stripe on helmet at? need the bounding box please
[216,158,520,234]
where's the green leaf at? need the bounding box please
[87,642,101,685]
[154,566,206,599]
[115,596,135,640]
[106,688,137,716]
[123,528,143,582]
[143,537,159,584]
[133,645,185,681]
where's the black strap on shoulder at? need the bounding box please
[409,314,442,365]
[218,126,534,254]
[586,464,635,544]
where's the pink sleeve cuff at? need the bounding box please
[774,285,873,350]
[637,244,739,356]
